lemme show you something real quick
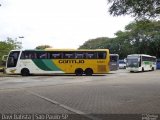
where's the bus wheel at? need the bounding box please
[21,68,30,76]
[152,67,154,71]
[85,68,93,76]
[142,67,144,72]
[75,68,83,76]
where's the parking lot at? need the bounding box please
[0,70,160,120]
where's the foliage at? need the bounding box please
[108,0,160,19]
[0,37,22,66]
[79,37,110,49]
[79,20,160,59]
[128,20,160,57]
[35,45,52,50]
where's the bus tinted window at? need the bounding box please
[63,52,75,59]
[142,56,156,62]
[85,52,97,59]
[97,52,106,59]
[20,51,37,59]
[7,51,20,67]
[35,51,48,59]
[75,52,84,59]
[110,56,118,62]
[50,52,62,59]
[10,51,20,59]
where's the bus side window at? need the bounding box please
[63,52,74,59]
[40,54,47,59]
[86,52,97,59]
[36,52,48,59]
[50,52,62,59]
[75,52,84,59]
[21,51,37,59]
[98,52,106,59]
[29,53,34,59]
[24,52,29,59]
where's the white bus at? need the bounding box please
[126,54,156,72]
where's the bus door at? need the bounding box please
[7,51,20,68]
[138,57,141,67]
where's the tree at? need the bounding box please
[108,0,160,19]
[0,37,22,66]
[79,37,110,49]
[110,20,160,58]
[79,20,160,58]
[125,20,159,55]
[35,45,52,50]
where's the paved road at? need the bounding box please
[0,70,160,120]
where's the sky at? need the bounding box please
[0,0,133,49]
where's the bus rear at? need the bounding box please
[110,54,119,71]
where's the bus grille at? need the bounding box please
[97,65,107,72]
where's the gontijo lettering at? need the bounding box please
[59,60,84,64]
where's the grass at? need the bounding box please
[0,65,5,69]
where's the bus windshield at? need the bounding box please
[7,51,20,68]
[126,58,139,68]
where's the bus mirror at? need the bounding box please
[2,55,8,62]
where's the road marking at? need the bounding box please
[27,90,101,120]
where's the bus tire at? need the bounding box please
[85,68,93,76]
[75,68,83,76]
[142,67,144,72]
[21,68,30,76]
[152,67,154,71]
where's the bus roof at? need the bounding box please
[45,48,109,52]
[110,54,119,56]
[127,54,156,58]
[9,49,109,52]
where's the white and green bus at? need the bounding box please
[126,54,156,72]
[5,49,110,76]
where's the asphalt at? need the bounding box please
[0,70,160,120]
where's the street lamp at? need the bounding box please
[18,36,24,39]
[17,36,24,49]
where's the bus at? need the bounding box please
[110,54,119,71]
[5,49,110,76]
[126,54,156,72]
[157,59,160,69]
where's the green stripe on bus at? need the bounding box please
[42,59,61,71]
[32,59,61,71]
[32,59,51,71]
[143,61,151,65]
